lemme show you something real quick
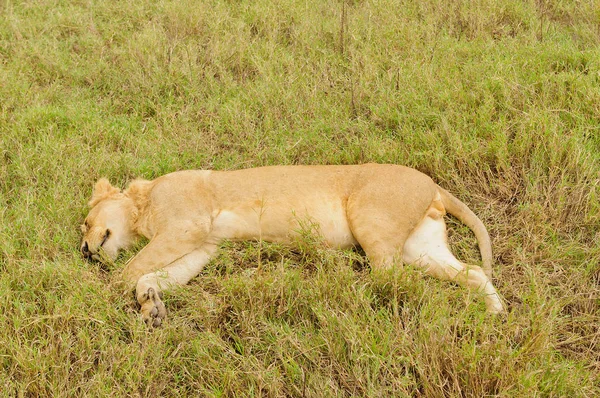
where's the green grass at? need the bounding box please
[1,0,599,396]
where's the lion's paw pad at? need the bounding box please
[140,288,167,327]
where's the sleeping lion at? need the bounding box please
[80,164,504,326]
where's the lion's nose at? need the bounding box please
[81,241,91,258]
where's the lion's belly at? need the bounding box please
[301,204,358,249]
[211,202,358,249]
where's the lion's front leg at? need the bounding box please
[135,243,218,326]
[121,231,205,288]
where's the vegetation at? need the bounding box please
[1,0,599,396]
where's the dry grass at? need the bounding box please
[1,0,599,396]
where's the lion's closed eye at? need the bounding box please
[99,229,111,248]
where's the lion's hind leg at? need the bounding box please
[403,214,504,313]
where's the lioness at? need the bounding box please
[80,164,503,326]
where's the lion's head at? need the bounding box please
[80,178,138,262]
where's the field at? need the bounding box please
[1,0,599,396]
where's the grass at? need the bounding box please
[1,0,599,396]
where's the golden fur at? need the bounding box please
[81,164,503,326]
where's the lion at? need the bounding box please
[80,164,504,326]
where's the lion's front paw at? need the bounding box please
[139,288,167,327]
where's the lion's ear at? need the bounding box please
[124,179,152,214]
[88,178,120,207]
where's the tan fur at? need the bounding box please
[80,164,503,326]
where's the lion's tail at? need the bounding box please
[438,186,493,279]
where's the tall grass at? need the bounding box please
[1,0,599,396]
